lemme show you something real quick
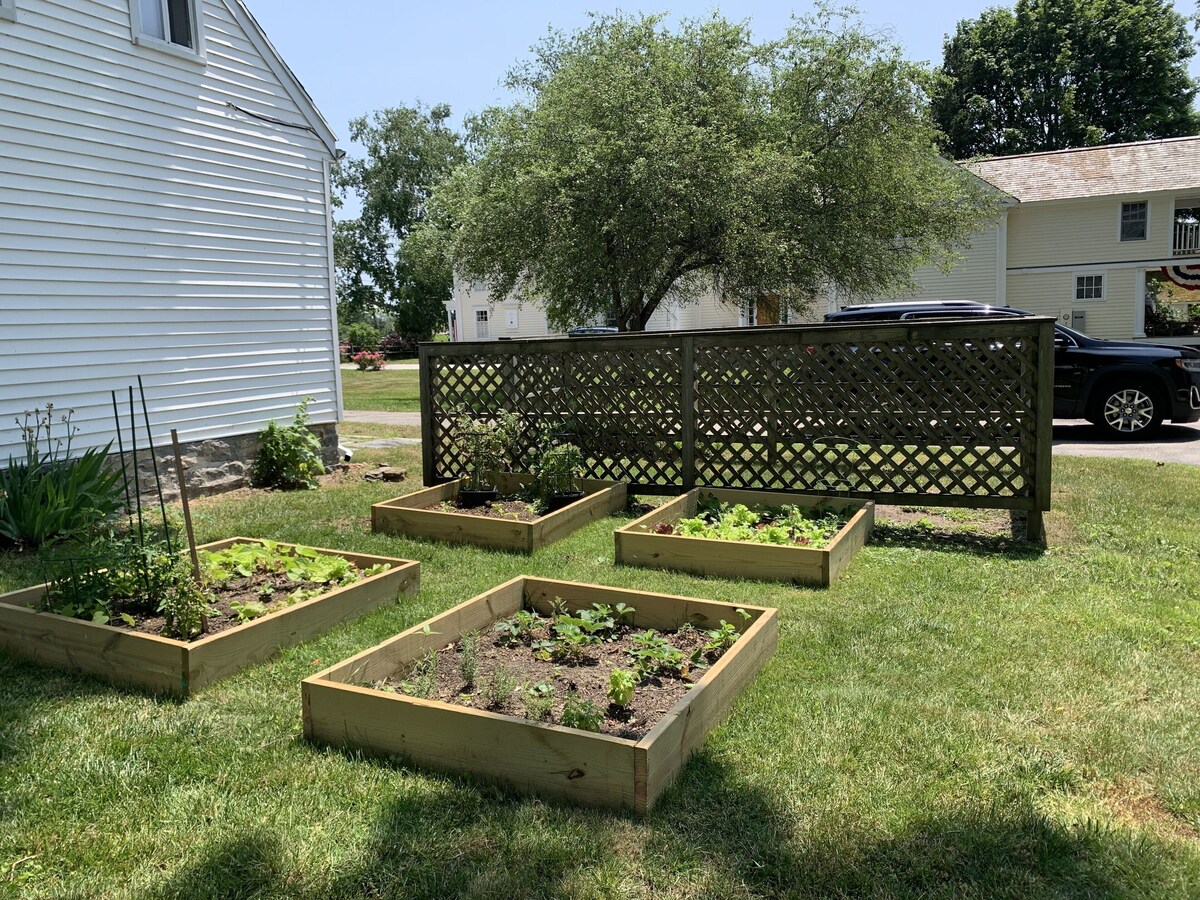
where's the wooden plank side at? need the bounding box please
[532,482,627,550]
[825,502,875,582]
[521,578,773,633]
[372,482,459,512]
[186,560,419,693]
[302,680,641,810]
[0,584,50,609]
[314,577,527,685]
[637,607,779,811]
[0,601,186,695]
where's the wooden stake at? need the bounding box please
[171,429,206,633]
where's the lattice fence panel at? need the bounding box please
[422,320,1051,511]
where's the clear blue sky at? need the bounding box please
[247,1,1200,149]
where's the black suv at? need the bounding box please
[824,300,1200,438]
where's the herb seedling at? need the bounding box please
[458,630,480,687]
[522,681,556,720]
[560,694,604,732]
[607,668,637,708]
[484,664,519,709]
[399,649,438,699]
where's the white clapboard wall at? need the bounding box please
[0,0,341,459]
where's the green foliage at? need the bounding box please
[522,680,556,720]
[933,0,1200,158]
[671,495,849,547]
[0,406,123,548]
[627,629,688,679]
[702,610,751,659]
[334,103,465,339]
[229,600,269,623]
[458,630,480,687]
[607,668,637,708]
[399,650,438,699]
[484,664,519,709]
[452,410,523,491]
[416,10,995,332]
[341,322,382,351]
[531,428,584,499]
[494,608,545,645]
[560,694,604,732]
[250,399,325,491]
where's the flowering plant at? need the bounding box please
[352,351,385,371]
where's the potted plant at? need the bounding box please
[535,437,585,512]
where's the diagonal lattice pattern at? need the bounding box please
[422,321,1051,508]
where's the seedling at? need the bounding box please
[522,681,556,720]
[607,668,637,708]
[560,694,604,732]
[484,664,519,709]
[399,649,438,699]
[229,599,268,622]
[458,630,480,687]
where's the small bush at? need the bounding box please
[0,406,123,548]
[379,332,418,358]
[250,399,325,490]
[352,350,385,371]
[341,322,381,352]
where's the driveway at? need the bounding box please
[1053,420,1200,465]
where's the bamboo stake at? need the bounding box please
[138,375,173,553]
[171,429,205,633]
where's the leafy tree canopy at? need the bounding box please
[415,10,998,332]
[334,104,464,339]
[934,0,1200,160]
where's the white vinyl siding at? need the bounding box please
[0,0,337,459]
[0,0,16,22]
[903,224,1002,305]
[1006,270,1135,340]
[1006,193,1175,268]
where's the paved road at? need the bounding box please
[1053,419,1200,465]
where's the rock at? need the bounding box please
[364,466,408,482]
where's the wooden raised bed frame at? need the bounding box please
[615,488,874,586]
[371,473,627,553]
[303,576,778,813]
[0,538,419,697]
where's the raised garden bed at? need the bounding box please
[615,488,874,586]
[371,473,626,552]
[302,576,778,812]
[0,538,419,697]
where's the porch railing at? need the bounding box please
[1173,221,1200,256]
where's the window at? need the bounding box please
[1074,273,1105,301]
[131,0,200,52]
[475,309,490,340]
[1120,201,1148,242]
[0,0,15,22]
[741,299,757,326]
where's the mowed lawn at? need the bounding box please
[340,367,420,412]
[2,452,1200,897]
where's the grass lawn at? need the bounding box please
[340,368,420,412]
[2,451,1200,897]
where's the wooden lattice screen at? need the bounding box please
[419,318,1055,540]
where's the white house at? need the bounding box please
[446,137,1200,344]
[0,0,342,490]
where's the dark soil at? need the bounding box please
[427,497,544,522]
[376,623,718,739]
[111,571,350,640]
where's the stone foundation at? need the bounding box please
[119,424,340,503]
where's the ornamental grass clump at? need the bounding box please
[0,406,123,548]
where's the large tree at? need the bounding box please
[934,0,1200,159]
[415,11,997,333]
[334,104,464,339]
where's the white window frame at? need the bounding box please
[474,309,490,340]
[741,299,757,327]
[1118,200,1149,243]
[129,0,205,60]
[1073,271,1106,302]
[0,0,16,23]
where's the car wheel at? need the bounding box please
[1089,384,1164,438]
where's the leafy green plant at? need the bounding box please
[702,611,750,658]
[0,406,123,548]
[533,439,584,498]
[452,409,523,492]
[494,608,545,645]
[627,629,688,678]
[522,681,556,720]
[607,668,637,708]
[250,399,325,490]
[341,321,381,352]
[560,694,604,732]
[458,630,480,687]
[484,664,519,709]
[668,495,849,548]
[229,600,269,623]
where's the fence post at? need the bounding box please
[681,335,696,490]
[1027,319,1055,543]
[419,342,436,486]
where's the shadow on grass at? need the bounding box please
[649,753,1188,898]
[146,829,286,900]
[869,522,1045,560]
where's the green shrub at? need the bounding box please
[0,406,123,548]
[341,322,381,351]
[250,399,325,490]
